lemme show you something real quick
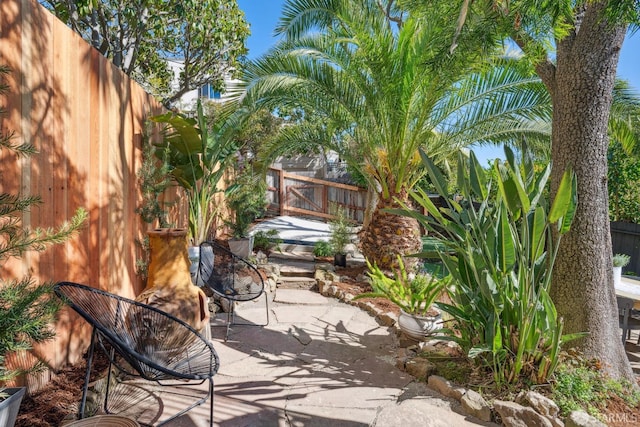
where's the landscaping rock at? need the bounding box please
[317,279,331,294]
[565,411,606,427]
[516,391,560,419]
[377,311,396,327]
[427,375,451,396]
[341,292,354,302]
[404,358,436,380]
[460,389,492,422]
[426,375,466,401]
[494,400,553,427]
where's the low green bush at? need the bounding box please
[551,354,640,420]
[313,240,333,257]
[253,229,282,253]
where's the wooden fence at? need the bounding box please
[266,167,368,223]
[0,0,174,385]
[611,222,640,276]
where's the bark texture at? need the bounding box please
[359,193,422,270]
[543,2,633,381]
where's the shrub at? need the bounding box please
[313,240,333,257]
[253,229,282,253]
[392,146,582,386]
[329,204,351,255]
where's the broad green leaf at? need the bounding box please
[499,174,522,220]
[558,173,578,235]
[549,169,576,225]
[469,151,488,199]
[468,345,491,359]
[528,207,546,264]
[504,145,517,170]
[507,165,530,214]
[420,149,449,199]
[496,206,516,272]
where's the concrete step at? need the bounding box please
[268,250,315,262]
[276,276,317,290]
[278,261,316,278]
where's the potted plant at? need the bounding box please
[149,100,244,279]
[329,205,352,267]
[355,256,448,341]
[225,165,267,258]
[149,99,241,247]
[613,253,631,287]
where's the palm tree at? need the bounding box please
[237,0,553,269]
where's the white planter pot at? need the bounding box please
[188,246,200,284]
[397,309,442,342]
[228,236,254,258]
[613,266,623,287]
[0,387,25,427]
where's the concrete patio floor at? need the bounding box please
[110,286,498,427]
[97,215,640,426]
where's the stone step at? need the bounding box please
[276,276,317,290]
[268,250,315,263]
[278,261,316,278]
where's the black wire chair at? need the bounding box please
[196,240,269,341]
[54,281,220,426]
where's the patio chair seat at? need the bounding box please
[54,281,220,426]
[196,241,269,341]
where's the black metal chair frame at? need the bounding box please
[54,281,220,426]
[196,240,269,341]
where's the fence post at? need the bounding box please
[279,169,285,216]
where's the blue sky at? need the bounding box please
[237,0,640,162]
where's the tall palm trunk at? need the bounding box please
[359,192,422,270]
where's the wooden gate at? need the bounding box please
[266,167,367,223]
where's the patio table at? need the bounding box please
[616,276,640,309]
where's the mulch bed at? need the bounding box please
[16,352,110,427]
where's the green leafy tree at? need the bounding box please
[238,0,553,270]
[41,0,250,105]
[608,141,640,223]
[426,0,640,382]
[0,65,87,385]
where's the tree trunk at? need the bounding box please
[544,2,633,381]
[359,192,422,270]
[362,184,379,230]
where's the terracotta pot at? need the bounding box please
[136,229,209,333]
[397,309,442,342]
